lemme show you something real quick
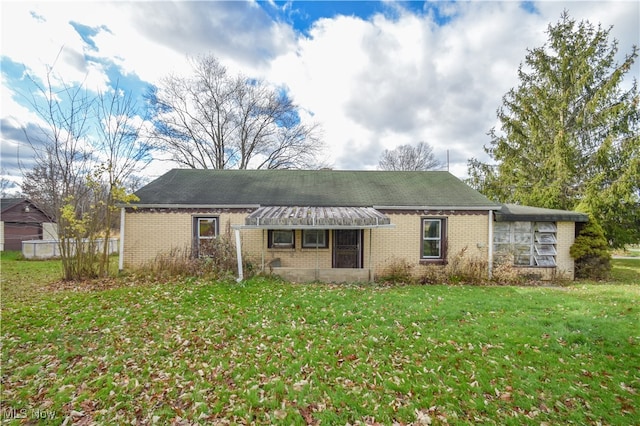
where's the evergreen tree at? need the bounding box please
[570,216,611,280]
[467,11,639,247]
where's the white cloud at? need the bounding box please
[1,2,111,92]
[266,2,544,172]
[266,1,638,176]
[2,0,638,187]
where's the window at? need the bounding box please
[268,230,295,249]
[421,218,446,260]
[494,221,557,266]
[194,217,218,257]
[302,230,328,248]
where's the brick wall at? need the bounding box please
[555,221,577,279]
[369,212,490,276]
[123,209,579,281]
[123,210,250,267]
[122,209,492,278]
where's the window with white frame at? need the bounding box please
[268,230,295,249]
[421,218,445,260]
[302,229,328,248]
[494,221,557,266]
[194,217,218,257]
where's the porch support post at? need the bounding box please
[315,240,319,281]
[369,228,373,282]
[488,210,494,280]
[118,207,125,271]
[261,229,265,273]
[235,228,244,282]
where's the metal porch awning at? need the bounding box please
[239,206,393,229]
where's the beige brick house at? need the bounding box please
[119,169,588,282]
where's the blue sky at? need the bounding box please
[264,1,432,31]
[1,1,638,192]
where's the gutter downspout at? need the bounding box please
[118,207,125,271]
[235,228,244,282]
[488,210,494,280]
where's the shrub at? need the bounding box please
[418,247,489,285]
[418,264,448,285]
[570,218,611,280]
[491,254,526,285]
[140,227,255,281]
[447,247,488,284]
[376,257,416,284]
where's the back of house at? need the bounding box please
[120,169,587,282]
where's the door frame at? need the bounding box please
[332,229,363,268]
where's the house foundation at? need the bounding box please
[269,267,372,283]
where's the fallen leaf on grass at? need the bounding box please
[293,379,309,391]
[620,382,636,394]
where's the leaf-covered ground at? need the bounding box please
[2,276,639,425]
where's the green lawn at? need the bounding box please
[1,254,639,424]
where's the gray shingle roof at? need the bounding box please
[132,169,498,209]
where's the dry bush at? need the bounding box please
[491,254,525,285]
[418,264,448,285]
[419,247,489,285]
[140,246,234,281]
[447,247,488,284]
[376,257,416,284]
[139,227,256,281]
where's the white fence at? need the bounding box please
[22,238,119,260]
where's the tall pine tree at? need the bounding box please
[467,11,639,247]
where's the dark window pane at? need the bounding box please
[273,230,294,245]
[303,230,326,247]
[424,220,440,238]
[423,240,440,257]
[199,219,216,237]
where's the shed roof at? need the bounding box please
[132,169,498,209]
[495,204,589,223]
[1,198,53,221]
[1,198,27,212]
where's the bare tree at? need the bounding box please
[20,61,95,279]
[378,141,442,171]
[93,81,152,275]
[256,110,324,169]
[0,170,23,198]
[19,54,148,279]
[147,54,324,169]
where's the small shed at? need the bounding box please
[0,198,57,251]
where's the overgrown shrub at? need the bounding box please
[447,247,488,284]
[491,254,526,285]
[418,247,489,285]
[140,228,255,281]
[376,257,416,284]
[143,247,211,279]
[570,218,611,280]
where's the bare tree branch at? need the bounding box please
[147,54,324,169]
[378,141,442,171]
